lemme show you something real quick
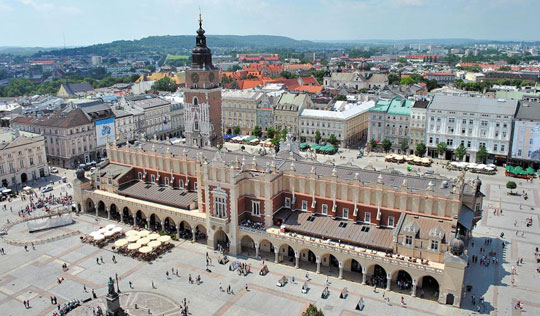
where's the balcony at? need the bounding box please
[209,215,230,233]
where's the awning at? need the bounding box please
[458,205,474,231]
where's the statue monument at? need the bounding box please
[105,276,124,316]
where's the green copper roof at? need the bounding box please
[387,97,413,116]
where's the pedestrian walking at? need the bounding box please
[219,282,223,292]
[129,281,133,288]
[152,280,156,289]
[84,284,87,292]
[245,283,249,291]
[100,256,104,264]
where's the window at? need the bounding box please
[493,144,498,151]
[285,197,291,208]
[193,97,198,105]
[213,195,227,218]
[321,204,328,215]
[429,137,433,144]
[194,121,199,131]
[501,145,505,152]
[19,159,24,169]
[448,118,455,123]
[388,216,395,227]
[405,235,412,246]
[342,208,349,219]
[462,119,467,124]
[179,179,184,188]
[150,174,156,183]
[302,200,308,211]
[165,177,170,186]
[252,201,261,216]
[447,139,453,146]
[518,149,522,156]
[431,240,439,251]
[194,182,198,191]
[29,158,34,166]
[0,165,3,175]
[364,212,371,223]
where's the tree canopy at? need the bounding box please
[151,76,177,92]
[415,143,427,157]
[382,139,392,152]
[455,144,467,161]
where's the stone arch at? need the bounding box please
[277,243,296,265]
[135,210,147,228]
[257,238,275,260]
[214,229,229,252]
[122,206,133,224]
[177,220,193,239]
[342,258,363,283]
[163,217,177,235]
[149,213,162,231]
[193,224,207,243]
[97,200,107,217]
[85,198,95,213]
[298,248,318,272]
[366,264,389,288]
[391,269,413,294]
[418,275,440,301]
[109,203,120,221]
[240,235,256,256]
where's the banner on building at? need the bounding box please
[96,117,116,147]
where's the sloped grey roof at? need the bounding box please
[429,95,518,116]
[515,101,540,120]
[119,180,197,210]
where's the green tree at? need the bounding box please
[314,130,322,144]
[506,181,517,194]
[476,145,488,163]
[271,136,281,152]
[400,77,416,85]
[252,125,262,137]
[369,139,377,152]
[281,127,288,140]
[436,142,447,157]
[382,139,392,153]
[151,76,177,92]
[400,138,409,153]
[232,126,241,135]
[415,143,427,157]
[328,134,337,145]
[266,128,275,139]
[333,94,347,102]
[279,70,297,79]
[388,73,400,84]
[455,144,467,161]
[302,304,324,316]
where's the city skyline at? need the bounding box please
[0,0,539,47]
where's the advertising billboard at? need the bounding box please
[96,117,116,147]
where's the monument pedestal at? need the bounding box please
[106,293,124,316]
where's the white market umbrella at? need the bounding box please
[114,239,128,247]
[148,233,160,240]
[127,236,139,243]
[93,234,105,241]
[139,246,153,254]
[148,240,161,248]
[89,231,102,237]
[125,230,138,237]
[112,227,123,234]
[106,224,116,230]
[138,230,150,237]
[127,243,141,250]
[158,235,171,243]
[138,237,150,245]
[98,228,108,234]
[104,230,115,237]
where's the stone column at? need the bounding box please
[160,221,165,232]
[95,206,98,217]
[274,248,279,263]
[295,251,300,269]
[192,228,196,242]
[362,266,367,284]
[411,279,417,297]
[255,242,260,259]
[107,208,111,220]
[316,256,321,274]
[338,261,344,279]
[120,212,123,223]
[386,273,391,290]
[177,225,181,239]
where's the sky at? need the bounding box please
[0,0,539,47]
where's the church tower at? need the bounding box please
[184,12,222,147]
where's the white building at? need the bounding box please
[0,129,48,187]
[426,95,518,163]
[511,101,540,165]
[299,100,374,147]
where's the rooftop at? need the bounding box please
[118,180,198,210]
[428,95,519,116]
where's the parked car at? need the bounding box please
[41,185,54,193]
[50,167,58,173]
[425,170,434,175]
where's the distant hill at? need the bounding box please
[35,35,325,57]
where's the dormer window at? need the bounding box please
[430,240,439,251]
[405,235,413,246]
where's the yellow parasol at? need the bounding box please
[114,239,128,247]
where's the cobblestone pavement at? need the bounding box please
[0,162,538,315]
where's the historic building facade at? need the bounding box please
[183,15,222,147]
[74,136,482,308]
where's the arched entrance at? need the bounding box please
[419,276,439,301]
[240,235,256,256]
[122,207,132,224]
[86,199,95,213]
[178,221,192,239]
[343,258,363,283]
[321,253,339,276]
[214,229,229,252]
[135,210,147,228]
[278,244,295,266]
[299,249,317,272]
[163,217,176,235]
[392,270,413,294]
[258,239,274,261]
[21,173,27,183]
[446,293,454,305]
[97,201,106,217]
[194,224,207,244]
[110,204,119,221]
[369,265,387,288]
[149,213,161,231]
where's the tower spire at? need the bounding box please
[198,7,202,28]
